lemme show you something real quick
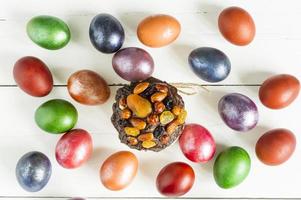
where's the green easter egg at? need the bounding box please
[213,146,251,189]
[35,99,77,134]
[27,15,71,50]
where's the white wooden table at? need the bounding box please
[0,0,300,199]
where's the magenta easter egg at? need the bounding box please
[218,93,258,132]
[179,124,216,163]
[55,129,93,169]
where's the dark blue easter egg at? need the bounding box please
[188,47,231,82]
[218,93,258,132]
[16,151,52,192]
[89,14,125,53]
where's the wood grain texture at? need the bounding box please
[0,0,300,199]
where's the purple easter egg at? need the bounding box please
[112,47,154,81]
[218,93,258,132]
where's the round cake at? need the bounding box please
[111,77,187,152]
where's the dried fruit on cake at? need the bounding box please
[111,77,187,152]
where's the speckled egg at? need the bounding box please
[218,93,258,131]
[16,151,51,192]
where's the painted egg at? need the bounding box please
[67,70,110,105]
[214,146,251,189]
[27,15,70,50]
[188,47,231,82]
[179,123,216,163]
[112,47,154,81]
[55,129,93,169]
[156,162,195,197]
[137,14,181,47]
[16,151,51,192]
[89,14,125,53]
[256,128,296,166]
[100,151,138,191]
[35,99,78,134]
[218,93,258,131]
[218,7,255,46]
[259,74,300,109]
[13,56,53,97]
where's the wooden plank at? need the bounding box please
[0,86,299,198]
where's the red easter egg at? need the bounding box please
[13,56,53,97]
[156,162,195,197]
[179,123,216,163]
[55,129,93,169]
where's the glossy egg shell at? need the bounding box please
[55,129,93,169]
[179,123,216,163]
[214,146,251,189]
[259,74,300,109]
[35,99,78,134]
[27,15,71,50]
[218,93,258,131]
[156,162,195,197]
[137,14,181,47]
[218,7,255,46]
[256,128,296,166]
[100,151,138,191]
[13,56,53,97]
[112,47,154,81]
[16,151,52,192]
[89,14,125,53]
[67,70,110,105]
[188,47,231,82]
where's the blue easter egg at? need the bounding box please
[89,14,125,54]
[16,151,52,192]
[188,47,231,82]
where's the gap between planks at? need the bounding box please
[0,84,261,87]
[0,197,299,199]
